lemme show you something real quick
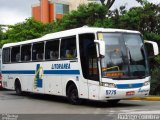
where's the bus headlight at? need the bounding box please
[100,82,116,88]
[144,81,150,86]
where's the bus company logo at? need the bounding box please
[51,63,71,69]
[34,64,44,89]
[138,88,149,93]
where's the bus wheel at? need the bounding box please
[15,80,22,96]
[107,99,120,105]
[67,84,82,105]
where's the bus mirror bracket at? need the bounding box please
[144,40,159,57]
[94,40,105,58]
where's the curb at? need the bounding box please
[126,96,160,101]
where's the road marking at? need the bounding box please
[127,110,160,114]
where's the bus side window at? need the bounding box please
[79,33,99,81]
[32,42,44,61]
[2,48,10,64]
[45,40,59,60]
[36,53,43,60]
[21,44,31,62]
[11,46,20,63]
[16,53,20,62]
[60,36,77,59]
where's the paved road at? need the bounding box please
[0,90,160,120]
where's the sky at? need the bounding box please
[0,0,159,25]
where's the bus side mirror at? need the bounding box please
[144,40,159,57]
[94,40,105,58]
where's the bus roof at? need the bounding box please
[2,27,140,48]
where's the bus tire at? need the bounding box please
[107,99,120,105]
[15,80,22,96]
[67,84,82,105]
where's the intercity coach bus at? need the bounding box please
[0,49,2,89]
[1,27,159,104]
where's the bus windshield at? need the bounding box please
[100,33,149,79]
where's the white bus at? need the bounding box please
[0,49,2,89]
[1,27,159,104]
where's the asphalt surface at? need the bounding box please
[0,90,160,120]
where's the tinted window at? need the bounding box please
[60,36,77,59]
[45,40,59,60]
[79,33,99,81]
[2,48,10,63]
[32,42,44,61]
[21,44,31,62]
[11,46,20,62]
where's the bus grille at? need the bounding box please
[116,83,143,89]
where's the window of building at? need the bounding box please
[45,40,59,60]
[32,42,44,61]
[21,44,31,62]
[63,5,69,14]
[2,48,10,64]
[60,36,77,59]
[11,46,20,63]
[56,3,69,14]
[56,3,63,14]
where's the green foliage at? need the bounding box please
[100,0,115,9]
[106,3,160,34]
[150,67,160,95]
[0,26,4,40]
[143,32,160,42]
[136,0,149,5]
[6,18,47,42]
[58,3,108,30]
[0,39,11,48]
[0,18,56,47]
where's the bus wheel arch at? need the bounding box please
[66,81,82,105]
[14,78,22,95]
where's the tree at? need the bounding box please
[106,2,160,37]
[6,18,47,42]
[100,0,115,9]
[0,18,53,47]
[136,0,148,5]
[0,25,3,40]
[55,3,108,30]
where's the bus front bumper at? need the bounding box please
[99,85,150,100]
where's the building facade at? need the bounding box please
[32,0,69,23]
[32,0,100,23]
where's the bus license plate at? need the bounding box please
[126,91,135,96]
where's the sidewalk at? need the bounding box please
[127,96,160,101]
